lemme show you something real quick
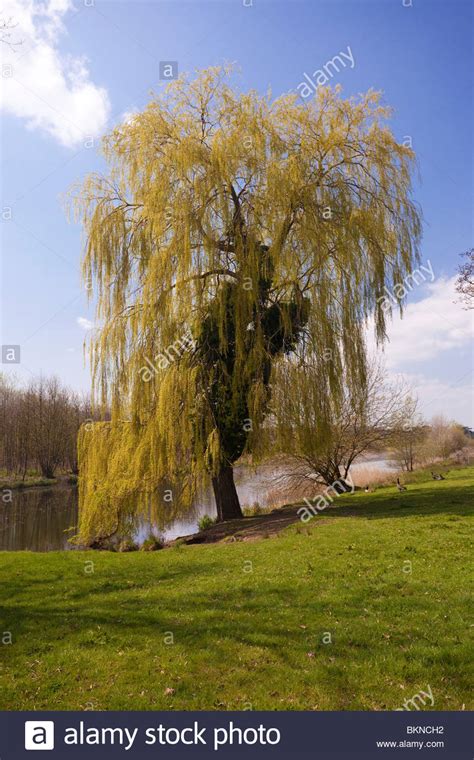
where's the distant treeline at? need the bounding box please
[0,375,98,479]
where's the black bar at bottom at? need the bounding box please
[2,710,472,759]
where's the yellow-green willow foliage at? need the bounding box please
[71,66,421,543]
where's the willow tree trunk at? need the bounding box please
[212,465,243,521]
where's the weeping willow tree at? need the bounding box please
[71,66,421,545]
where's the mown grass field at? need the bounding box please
[0,467,472,710]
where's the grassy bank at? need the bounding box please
[0,467,472,710]
[0,473,77,490]
[0,476,57,490]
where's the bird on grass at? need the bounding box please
[431,472,445,481]
[396,478,407,492]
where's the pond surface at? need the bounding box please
[0,458,395,551]
[0,464,281,552]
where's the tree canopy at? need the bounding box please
[71,66,421,544]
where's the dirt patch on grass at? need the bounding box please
[173,504,309,545]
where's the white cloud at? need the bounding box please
[121,108,139,125]
[0,0,111,148]
[390,371,473,427]
[77,316,93,331]
[366,276,473,425]
[368,276,473,367]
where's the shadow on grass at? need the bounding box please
[1,564,471,710]
[185,477,474,544]
[1,474,472,708]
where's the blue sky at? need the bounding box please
[1,0,473,424]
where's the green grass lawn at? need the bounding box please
[0,467,472,711]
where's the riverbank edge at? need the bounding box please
[0,474,78,491]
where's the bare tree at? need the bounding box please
[0,374,95,480]
[455,249,474,309]
[0,15,22,49]
[0,373,18,473]
[420,415,469,462]
[271,359,410,491]
[390,396,426,472]
[16,385,33,479]
[27,377,71,478]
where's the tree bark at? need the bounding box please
[331,478,353,493]
[212,465,243,521]
[40,463,55,479]
[320,466,353,493]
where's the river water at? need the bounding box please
[0,458,395,551]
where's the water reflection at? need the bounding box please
[0,487,78,552]
[0,464,277,552]
[0,459,395,552]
